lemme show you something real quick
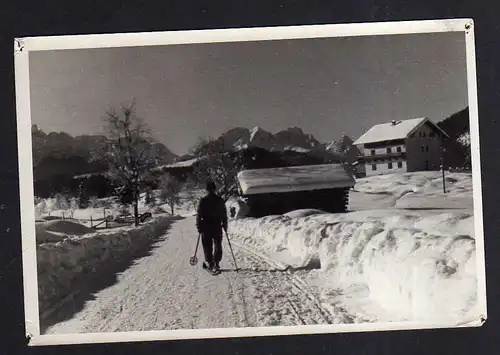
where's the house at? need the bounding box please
[237,164,355,217]
[353,117,449,177]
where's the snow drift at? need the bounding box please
[230,210,477,323]
[354,171,473,199]
[37,215,179,316]
[36,220,95,244]
[352,172,474,210]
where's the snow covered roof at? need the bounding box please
[237,164,355,195]
[73,172,107,179]
[152,157,200,172]
[353,117,449,145]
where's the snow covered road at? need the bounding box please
[46,216,336,334]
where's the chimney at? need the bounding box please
[391,120,396,126]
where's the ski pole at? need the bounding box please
[224,230,239,271]
[189,233,201,266]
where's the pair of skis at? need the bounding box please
[189,230,239,273]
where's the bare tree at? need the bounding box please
[159,174,182,215]
[93,101,160,226]
[190,136,242,201]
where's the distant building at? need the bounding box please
[353,117,449,177]
[237,164,355,217]
[150,157,201,181]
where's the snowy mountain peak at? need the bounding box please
[248,126,275,151]
[203,126,360,163]
[249,126,264,141]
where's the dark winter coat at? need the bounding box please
[196,192,228,234]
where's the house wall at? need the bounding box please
[244,188,349,217]
[365,159,407,177]
[363,144,406,156]
[358,140,407,177]
[405,122,444,172]
[353,163,366,178]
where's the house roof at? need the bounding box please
[353,117,449,145]
[151,157,200,172]
[237,164,355,195]
[73,172,107,179]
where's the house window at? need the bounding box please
[409,133,415,138]
[429,132,435,138]
[397,161,403,169]
[396,146,402,153]
[372,164,377,171]
[387,147,391,154]
[421,145,425,152]
[371,149,376,156]
[422,132,426,137]
[388,162,393,169]
[426,146,429,152]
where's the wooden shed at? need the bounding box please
[237,164,355,217]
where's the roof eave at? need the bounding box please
[407,117,451,139]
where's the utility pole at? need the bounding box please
[440,145,446,193]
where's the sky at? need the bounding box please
[29,32,468,155]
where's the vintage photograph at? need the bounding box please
[15,20,485,345]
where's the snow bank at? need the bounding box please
[37,215,178,316]
[36,220,95,244]
[230,210,477,323]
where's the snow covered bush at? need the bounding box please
[53,193,70,210]
[36,199,48,216]
[457,132,472,169]
[89,196,99,208]
[457,132,471,148]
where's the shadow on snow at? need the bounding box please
[39,218,181,334]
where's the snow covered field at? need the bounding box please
[35,187,204,223]
[350,171,474,211]
[229,172,478,324]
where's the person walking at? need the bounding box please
[196,181,228,273]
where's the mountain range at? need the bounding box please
[196,126,359,162]
[31,105,469,197]
[32,125,177,182]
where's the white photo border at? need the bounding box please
[14,18,486,347]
